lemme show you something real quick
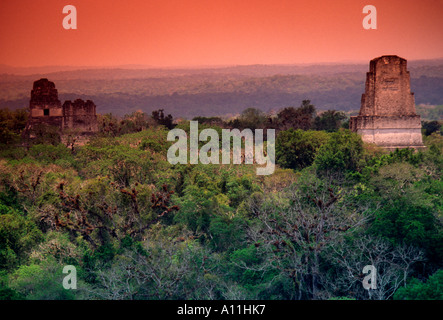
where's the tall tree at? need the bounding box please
[152,109,175,130]
[247,172,370,299]
[314,110,347,132]
[275,100,316,132]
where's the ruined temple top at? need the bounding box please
[369,55,407,72]
[30,78,61,106]
[33,78,55,89]
[360,55,416,117]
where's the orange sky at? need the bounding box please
[0,0,442,67]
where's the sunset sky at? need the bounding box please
[1,0,442,67]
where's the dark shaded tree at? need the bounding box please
[422,120,441,136]
[314,110,347,132]
[228,107,269,130]
[274,100,316,132]
[152,109,175,129]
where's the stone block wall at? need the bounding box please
[62,99,98,133]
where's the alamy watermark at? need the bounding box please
[362,5,377,30]
[62,5,77,30]
[63,4,377,31]
[167,121,275,175]
[362,265,377,290]
[62,265,77,290]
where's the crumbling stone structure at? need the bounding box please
[25,78,98,137]
[62,99,98,133]
[27,78,64,130]
[350,55,425,150]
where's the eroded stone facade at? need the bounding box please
[62,99,98,133]
[25,78,98,137]
[350,55,425,150]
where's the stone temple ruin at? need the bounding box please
[24,78,98,139]
[350,55,425,150]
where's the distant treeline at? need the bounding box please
[0,65,442,118]
[2,101,441,151]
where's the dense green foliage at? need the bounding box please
[0,108,28,147]
[0,106,442,300]
[276,129,329,170]
[394,270,443,300]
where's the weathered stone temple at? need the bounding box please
[350,55,425,150]
[25,78,98,137]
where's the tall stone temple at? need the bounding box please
[24,78,98,138]
[350,55,425,150]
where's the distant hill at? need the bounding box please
[1,60,442,119]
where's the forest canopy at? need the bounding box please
[0,103,442,300]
